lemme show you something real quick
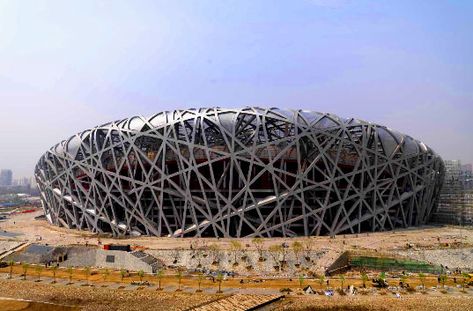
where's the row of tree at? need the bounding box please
[185,238,317,270]
[6,259,471,294]
[6,261,226,293]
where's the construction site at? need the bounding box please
[0,206,472,310]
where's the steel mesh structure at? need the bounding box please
[35,107,444,237]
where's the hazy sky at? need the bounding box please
[0,0,472,178]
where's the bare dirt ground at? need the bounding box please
[2,209,473,277]
[1,208,473,310]
[0,264,468,292]
[0,273,472,311]
[0,278,218,311]
[0,298,79,311]
[273,295,473,311]
[2,209,473,254]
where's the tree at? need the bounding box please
[461,273,471,293]
[120,268,127,281]
[439,274,448,289]
[208,244,221,265]
[156,269,164,291]
[268,245,282,269]
[35,265,43,282]
[171,249,181,264]
[194,248,204,268]
[252,237,265,261]
[176,270,183,291]
[318,274,325,289]
[197,272,204,292]
[84,266,92,285]
[102,269,110,283]
[22,263,29,281]
[7,260,15,279]
[51,265,58,283]
[418,273,426,291]
[303,239,314,260]
[199,241,208,259]
[298,275,305,289]
[216,272,224,293]
[138,270,145,283]
[67,266,73,284]
[379,271,387,285]
[230,240,242,265]
[361,272,368,288]
[292,241,303,266]
[280,244,288,264]
[339,274,346,289]
[399,274,407,288]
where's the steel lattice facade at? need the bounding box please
[35,107,444,237]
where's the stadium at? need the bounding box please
[35,107,445,238]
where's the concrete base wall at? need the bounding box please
[59,247,96,267]
[54,247,154,273]
[95,249,153,273]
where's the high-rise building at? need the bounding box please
[444,160,462,181]
[13,177,31,187]
[0,169,13,187]
[29,176,38,189]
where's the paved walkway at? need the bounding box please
[190,294,283,311]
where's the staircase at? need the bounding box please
[130,250,163,273]
[189,294,283,311]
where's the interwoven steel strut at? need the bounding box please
[35,107,444,237]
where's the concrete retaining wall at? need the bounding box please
[95,249,153,273]
[59,247,96,267]
[56,247,153,272]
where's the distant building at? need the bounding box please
[462,164,473,182]
[29,176,38,190]
[444,160,462,181]
[13,177,31,187]
[0,169,13,187]
[0,173,39,196]
[432,160,473,225]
